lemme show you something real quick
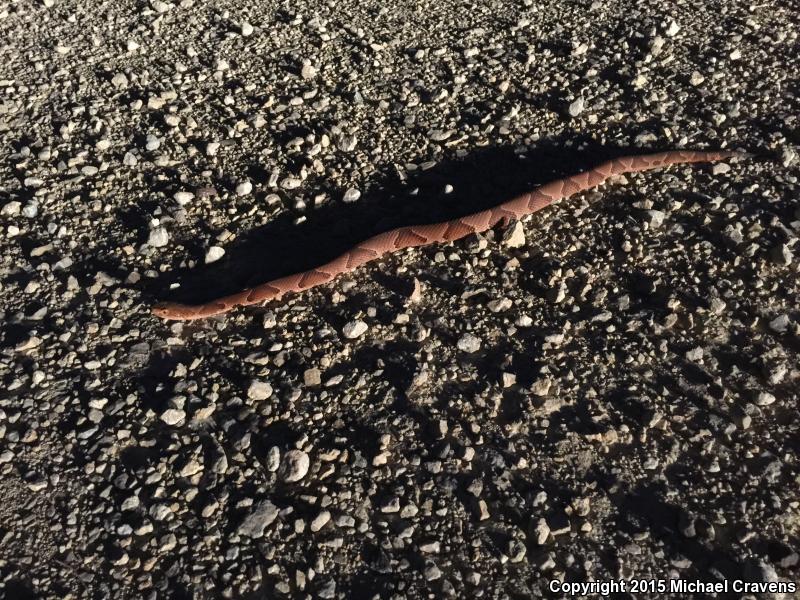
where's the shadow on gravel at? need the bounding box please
[612,481,744,587]
[145,136,692,308]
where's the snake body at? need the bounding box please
[152,150,745,320]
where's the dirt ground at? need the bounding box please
[0,0,798,598]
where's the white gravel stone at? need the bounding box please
[148,226,169,247]
[756,391,776,406]
[568,97,585,117]
[532,518,551,545]
[665,19,681,37]
[151,0,171,14]
[457,333,481,353]
[280,450,310,482]
[111,73,128,89]
[235,180,253,196]
[1,201,21,216]
[310,510,331,532]
[205,246,225,264]
[247,380,273,401]
[160,408,185,425]
[149,504,173,521]
[342,188,361,203]
[173,191,195,205]
[301,64,317,79]
[304,368,322,386]
[504,221,526,247]
[644,210,666,228]
[769,314,790,333]
[266,446,281,472]
[342,320,368,339]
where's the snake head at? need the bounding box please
[151,302,175,319]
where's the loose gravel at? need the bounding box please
[0,0,798,598]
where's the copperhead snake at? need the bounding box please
[152,149,747,321]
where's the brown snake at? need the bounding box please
[152,149,747,320]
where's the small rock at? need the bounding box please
[665,19,681,37]
[767,363,787,385]
[709,298,726,315]
[531,378,552,396]
[507,539,526,563]
[342,188,361,203]
[26,476,48,492]
[238,501,279,538]
[781,147,797,168]
[173,191,194,205]
[690,71,705,86]
[457,333,481,353]
[145,134,161,151]
[111,72,129,89]
[148,226,169,248]
[310,511,331,532]
[160,408,185,426]
[342,320,368,339]
[337,134,357,151]
[755,391,776,407]
[769,314,790,333]
[235,180,253,196]
[1,201,21,216]
[240,21,254,36]
[644,210,666,228]
[262,311,277,329]
[423,561,442,581]
[712,163,731,175]
[568,97,585,117]
[532,518,550,545]
[151,0,172,13]
[266,446,281,472]
[247,380,273,401]
[317,581,335,599]
[504,221,526,248]
[488,298,512,312]
[149,504,172,521]
[279,450,310,482]
[685,347,704,362]
[205,246,225,264]
[300,64,317,79]
[179,458,203,477]
[407,278,423,302]
[304,368,322,387]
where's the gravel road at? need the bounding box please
[0,0,798,598]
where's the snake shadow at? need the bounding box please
[145,138,701,307]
